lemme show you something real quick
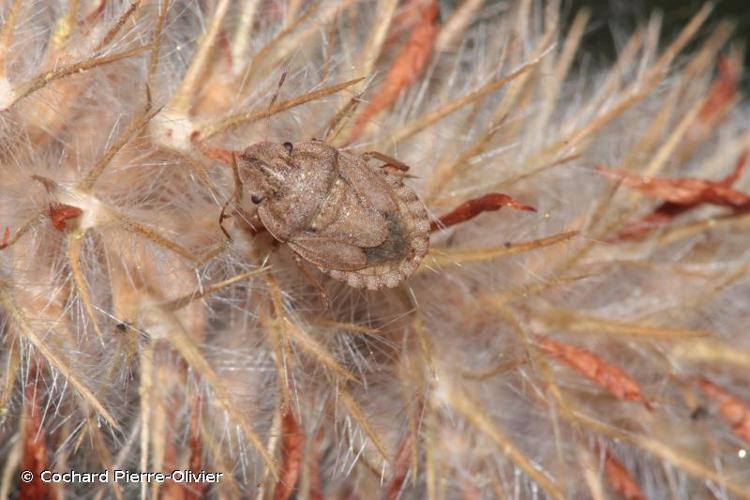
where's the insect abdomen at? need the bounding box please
[326,173,430,289]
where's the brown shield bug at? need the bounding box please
[237,139,431,290]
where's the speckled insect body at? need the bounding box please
[240,140,430,289]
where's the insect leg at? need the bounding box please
[291,252,331,310]
[218,154,246,240]
[218,200,232,240]
[362,151,411,172]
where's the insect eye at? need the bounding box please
[283,142,293,154]
[251,194,263,204]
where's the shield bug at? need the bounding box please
[238,139,430,290]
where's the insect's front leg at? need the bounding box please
[218,154,247,240]
[218,200,233,239]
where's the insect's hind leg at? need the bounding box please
[362,151,411,172]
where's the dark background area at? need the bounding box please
[564,0,750,67]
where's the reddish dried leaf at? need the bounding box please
[601,448,645,500]
[83,0,107,25]
[716,150,749,188]
[158,393,206,500]
[696,57,737,126]
[274,411,304,500]
[535,336,652,409]
[385,0,431,44]
[385,430,415,500]
[431,193,536,232]
[188,394,203,474]
[347,0,439,142]
[614,202,690,240]
[186,393,206,499]
[48,204,83,231]
[158,406,183,499]
[597,152,750,240]
[697,377,750,445]
[192,137,237,166]
[597,166,750,210]
[462,483,482,500]
[20,372,54,500]
[0,227,10,249]
[596,165,750,208]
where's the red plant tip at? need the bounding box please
[696,377,750,445]
[186,393,206,498]
[601,448,646,500]
[598,151,750,240]
[596,161,750,208]
[83,0,106,25]
[431,192,536,232]
[48,204,83,232]
[274,411,304,500]
[535,335,653,410]
[696,56,738,126]
[612,203,689,241]
[20,374,53,500]
[385,429,415,500]
[347,0,439,143]
[194,142,237,166]
[0,227,9,249]
[718,150,748,187]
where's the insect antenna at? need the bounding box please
[263,70,288,141]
